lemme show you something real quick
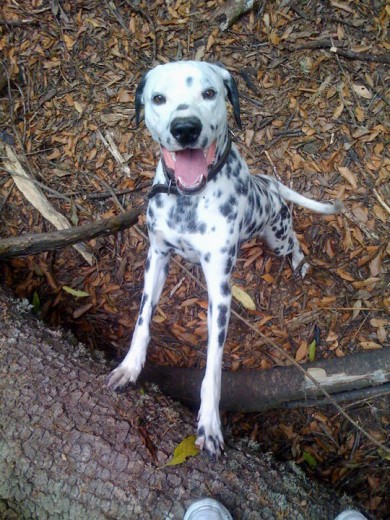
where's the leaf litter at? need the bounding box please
[0,0,389,516]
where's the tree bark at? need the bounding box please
[0,287,357,519]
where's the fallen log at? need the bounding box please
[141,349,390,412]
[0,207,140,259]
[0,286,357,519]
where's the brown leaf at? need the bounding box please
[337,166,358,189]
[295,341,308,361]
[369,253,382,277]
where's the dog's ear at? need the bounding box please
[212,63,242,129]
[135,71,149,127]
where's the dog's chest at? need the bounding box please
[146,177,247,263]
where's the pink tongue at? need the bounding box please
[175,149,207,187]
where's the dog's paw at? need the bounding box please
[195,424,225,460]
[300,261,310,278]
[107,364,140,391]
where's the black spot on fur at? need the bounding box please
[155,194,164,208]
[145,257,151,272]
[228,244,236,258]
[204,252,211,263]
[186,76,193,86]
[176,104,189,111]
[138,317,144,326]
[221,281,230,296]
[225,257,233,275]
[140,294,148,315]
[218,304,228,328]
[219,195,238,220]
[218,329,226,348]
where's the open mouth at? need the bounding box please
[162,142,216,194]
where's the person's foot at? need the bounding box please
[334,510,368,520]
[183,498,232,520]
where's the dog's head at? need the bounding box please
[135,61,241,194]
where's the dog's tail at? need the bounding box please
[276,181,343,214]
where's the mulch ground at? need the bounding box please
[0,0,389,517]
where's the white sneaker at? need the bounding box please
[334,510,368,520]
[183,498,233,520]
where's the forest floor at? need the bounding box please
[0,0,389,517]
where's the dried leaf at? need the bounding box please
[261,273,275,284]
[165,435,199,467]
[352,84,373,99]
[295,341,308,361]
[369,253,382,277]
[335,268,355,281]
[360,341,382,350]
[332,103,344,119]
[232,285,256,310]
[74,101,84,114]
[352,300,362,319]
[63,34,75,51]
[337,166,358,189]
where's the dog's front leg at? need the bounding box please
[108,246,170,390]
[196,255,233,458]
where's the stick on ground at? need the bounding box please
[0,208,140,259]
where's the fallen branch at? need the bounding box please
[284,40,390,65]
[0,208,140,259]
[1,142,94,264]
[214,0,256,31]
[141,349,390,412]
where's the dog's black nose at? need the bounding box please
[170,117,202,146]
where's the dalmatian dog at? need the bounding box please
[108,61,342,458]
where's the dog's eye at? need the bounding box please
[202,88,217,100]
[152,94,166,105]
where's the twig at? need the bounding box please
[88,173,126,214]
[284,40,390,65]
[97,129,132,178]
[0,19,37,26]
[373,189,390,216]
[0,209,140,259]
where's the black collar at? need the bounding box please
[148,137,232,199]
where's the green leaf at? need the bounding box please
[62,286,90,298]
[303,451,317,469]
[32,291,40,314]
[165,435,199,467]
[70,200,79,226]
[308,339,316,362]
[377,448,390,461]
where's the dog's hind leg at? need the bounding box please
[108,246,171,390]
[263,202,309,277]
